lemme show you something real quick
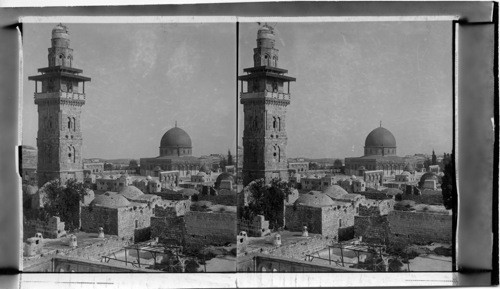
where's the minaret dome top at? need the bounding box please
[257,24,275,40]
[52,24,69,39]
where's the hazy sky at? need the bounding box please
[22,21,452,161]
[22,23,236,159]
[239,21,453,159]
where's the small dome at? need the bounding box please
[294,191,336,207]
[365,126,396,148]
[199,164,210,173]
[118,185,144,200]
[160,126,192,149]
[400,171,411,176]
[215,172,234,188]
[180,188,199,197]
[90,192,131,208]
[403,163,415,173]
[322,185,348,200]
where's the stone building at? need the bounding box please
[28,24,91,187]
[285,190,357,238]
[140,125,211,178]
[83,161,104,175]
[239,24,296,185]
[300,174,336,191]
[96,174,131,192]
[80,191,155,241]
[288,162,309,174]
[344,125,421,177]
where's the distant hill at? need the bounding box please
[84,158,134,165]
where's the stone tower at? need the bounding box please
[28,24,91,187]
[239,25,296,186]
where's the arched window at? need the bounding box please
[272,117,277,130]
[72,117,76,131]
[278,117,281,131]
[67,117,71,130]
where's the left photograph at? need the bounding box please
[21,22,238,272]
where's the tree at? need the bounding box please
[219,157,227,171]
[227,150,234,166]
[104,162,113,171]
[431,150,437,165]
[128,159,138,168]
[333,159,343,168]
[423,158,431,171]
[242,178,292,229]
[309,162,319,170]
[40,179,90,231]
[441,152,457,211]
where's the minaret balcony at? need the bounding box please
[34,91,86,101]
[240,91,290,102]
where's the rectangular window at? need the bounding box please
[135,220,138,229]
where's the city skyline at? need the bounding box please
[21,23,237,160]
[239,21,453,159]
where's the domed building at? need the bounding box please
[140,124,212,178]
[345,124,421,177]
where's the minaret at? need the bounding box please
[238,24,296,186]
[28,24,91,187]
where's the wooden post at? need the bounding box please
[340,244,345,267]
[136,248,141,268]
[328,246,331,265]
[124,248,127,266]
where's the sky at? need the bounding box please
[22,21,453,161]
[239,21,453,159]
[239,22,453,158]
[21,23,237,159]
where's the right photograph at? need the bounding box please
[236,21,454,272]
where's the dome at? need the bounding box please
[90,192,131,208]
[160,127,192,148]
[294,191,336,207]
[322,185,348,200]
[215,172,234,188]
[118,185,144,200]
[365,127,396,148]
[419,172,438,185]
[196,172,207,177]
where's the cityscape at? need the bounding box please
[21,22,454,273]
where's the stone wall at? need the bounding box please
[81,206,119,236]
[401,192,443,205]
[184,211,237,248]
[354,210,452,247]
[23,216,66,241]
[354,215,390,245]
[117,205,154,240]
[237,215,270,237]
[284,205,323,234]
[388,210,452,245]
[150,216,185,246]
[198,194,237,206]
